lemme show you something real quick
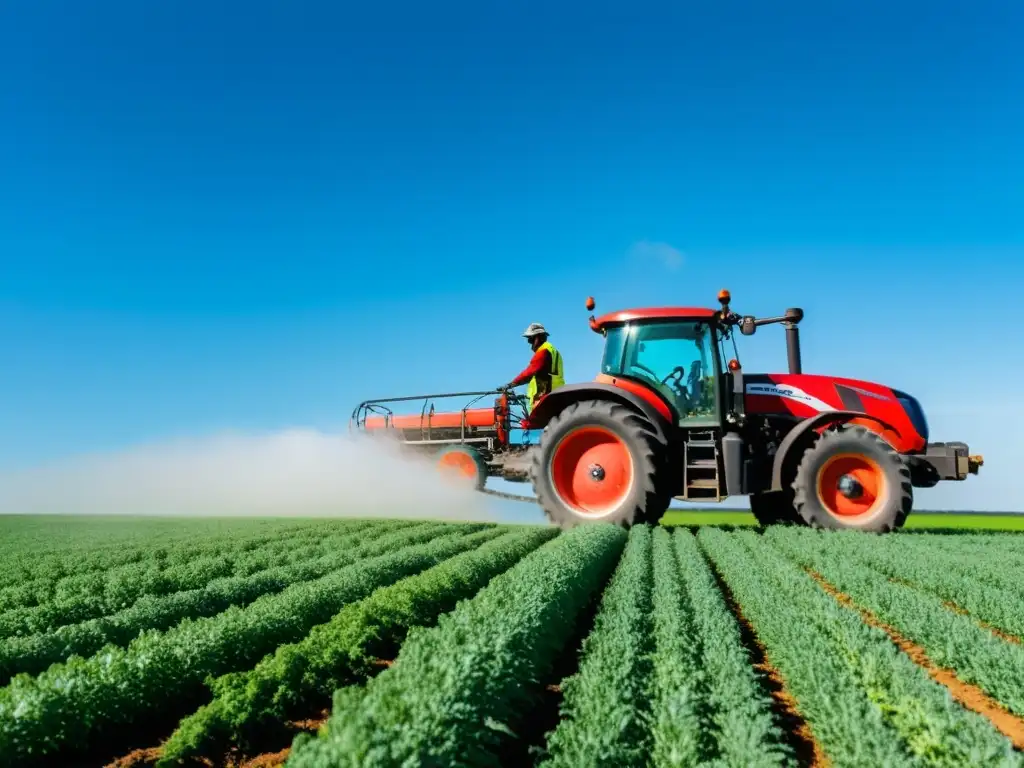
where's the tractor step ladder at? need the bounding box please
[681,430,722,502]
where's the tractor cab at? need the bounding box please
[581,291,804,432]
[595,310,723,427]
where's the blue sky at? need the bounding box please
[0,0,1021,514]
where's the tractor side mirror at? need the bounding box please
[740,316,757,336]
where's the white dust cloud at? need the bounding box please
[0,429,500,521]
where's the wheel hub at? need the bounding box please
[837,473,864,499]
[816,452,886,519]
[549,426,634,517]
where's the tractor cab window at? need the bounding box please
[601,327,627,374]
[622,321,718,423]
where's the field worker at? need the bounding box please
[502,322,565,410]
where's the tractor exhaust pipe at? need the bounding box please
[721,292,805,374]
[786,324,802,374]
[784,307,804,374]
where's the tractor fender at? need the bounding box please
[526,383,672,444]
[771,410,902,491]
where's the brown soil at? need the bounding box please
[235,748,289,768]
[217,658,390,767]
[751,657,829,768]
[808,570,1024,750]
[102,747,168,768]
[708,564,829,768]
[208,709,331,768]
[228,710,330,768]
[286,708,330,733]
[100,707,332,768]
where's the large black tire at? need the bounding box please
[531,400,672,529]
[792,425,913,532]
[749,489,799,527]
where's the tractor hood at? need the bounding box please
[742,372,929,453]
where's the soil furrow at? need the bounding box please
[809,570,1024,750]
[884,576,1022,646]
[707,561,828,767]
[510,580,604,767]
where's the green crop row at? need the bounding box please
[0,522,496,766]
[0,520,390,641]
[541,526,789,768]
[647,525,710,765]
[816,531,1024,641]
[285,523,627,768]
[671,529,789,767]
[0,521,418,682]
[541,525,654,767]
[0,515,302,557]
[766,528,1024,720]
[893,533,1024,566]
[0,520,358,612]
[645,527,790,767]
[887,536,1024,597]
[901,532,1023,548]
[0,515,323,559]
[700,529,1023,766]
[155,525,557,766]
[0,517,322,577]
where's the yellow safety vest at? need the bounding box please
[526,341,565,407]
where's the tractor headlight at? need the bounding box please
[893,389,929,444]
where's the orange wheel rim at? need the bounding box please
[816,453,887,518]
[550,426,634,516]
[437,451,479,483]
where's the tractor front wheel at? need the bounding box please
[792,425,912,532]
[531,400,671,529]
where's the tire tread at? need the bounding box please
[530,400,671,528]
[791,425,913,532]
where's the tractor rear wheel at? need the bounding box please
[792,425,912,532]
[531,400,671,529]
[435,445,488,491]
[749,490,799,527]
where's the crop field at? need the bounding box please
[661,509,1024,530]
[1,516,1023,767]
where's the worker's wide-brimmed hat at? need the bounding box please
[522,322,549,338]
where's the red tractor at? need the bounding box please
[351,290,983,532]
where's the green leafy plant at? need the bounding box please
[0,522,494,766]
[286,523,626,768]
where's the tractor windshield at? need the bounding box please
[620,321,719,423]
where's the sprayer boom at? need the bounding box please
[350,388,541,501]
